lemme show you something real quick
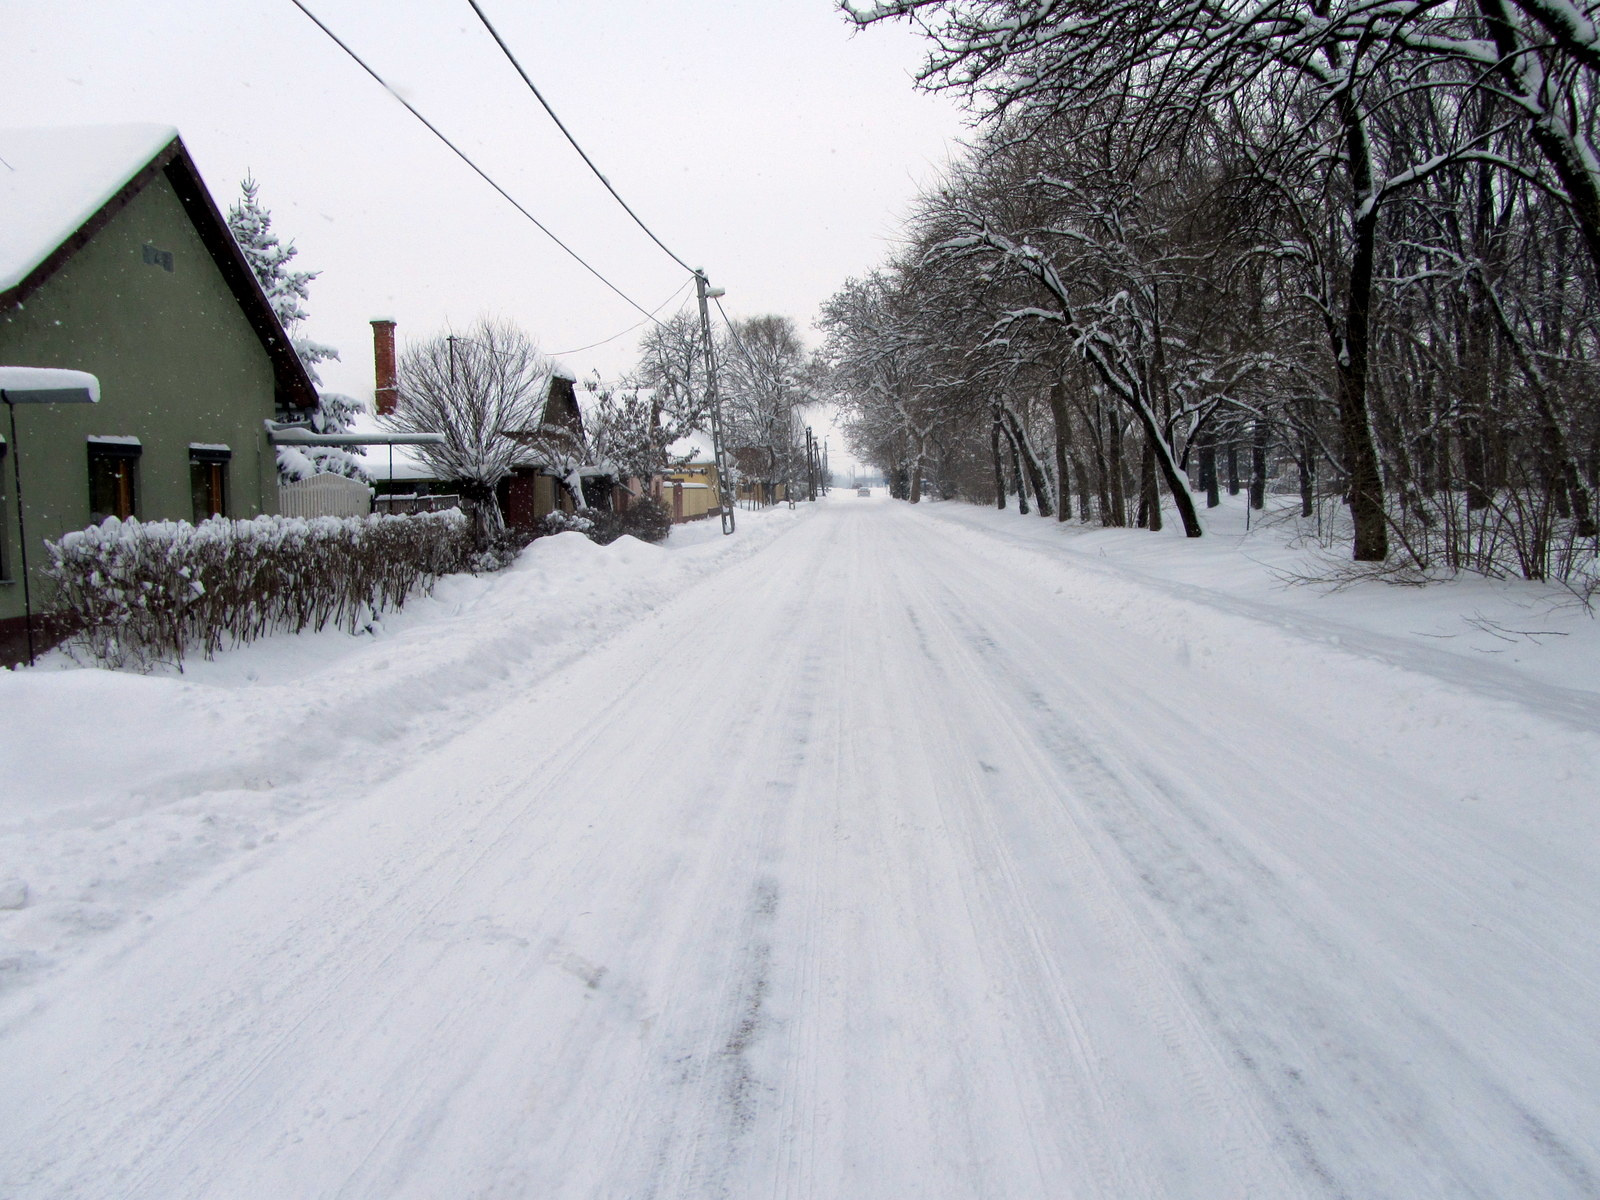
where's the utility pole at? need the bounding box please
[694,270,735,535]
[446,335,458,388]
[4,400,36,665]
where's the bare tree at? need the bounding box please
[387,318,550,540]
[842,0,1523,557]
[721,315,814,501]
[579,381,692,492]
[826,0,1599,579]
[631,311,712,441]
[819,270,949,502]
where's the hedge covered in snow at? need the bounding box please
[46,511,473,669]
[538,498,673,546]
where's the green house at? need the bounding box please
[0,125,315,663]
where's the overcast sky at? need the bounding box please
[4,0,968,435]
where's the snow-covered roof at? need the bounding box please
[0,125,179,294]
[0,365,101,402]
[667,433,711,462]
[0,125,319,414]
[343,410,438,481]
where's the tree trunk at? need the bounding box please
[1003,423,1030,515]
[1250,420,1269,510]
[1003,406,1054,518]
[1134,406,1198,535]
[1327,54,1390,560]
[1462,415,1490,511]
[1092,404,1114,525]
[1138,434,1162,530]
[1460,252,1495,512]
[1108,414,1127,527]
[461,479,506,546]
[1048,376,1073,521]
[1199,433,1220,508]
[991,417,1007,509]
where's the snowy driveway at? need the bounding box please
[4,499,1598,1197]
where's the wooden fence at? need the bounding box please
[374,493,461,516]
[278,473,372,519]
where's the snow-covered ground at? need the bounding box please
[2,493,1597,1197]
[0,507,801,1002]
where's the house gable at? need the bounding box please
[0,126,316,414]
[541,373,584,436]
[0,172,283,533]
[0,126,319,651]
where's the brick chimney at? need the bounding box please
[371,318,398,415]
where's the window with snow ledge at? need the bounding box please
[88,437,141,524]
[189,444,230,522]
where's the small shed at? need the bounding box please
[500,372,590,527]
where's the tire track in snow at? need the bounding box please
[889,503,1600,1197]
[881,510,1296,1198]
[6,518,831,1199]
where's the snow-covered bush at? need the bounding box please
[538,507,628,545]
[532,499,669,547]
[469,525,539,574]
[578,510,627,546]
[621,498,671,545]
[277,392,371,483]
[536,510,595,539]
[46,511,473,670]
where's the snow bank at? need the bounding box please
[0,504,809,1001]
[911,495,1600,899]
[919,493,1600,701]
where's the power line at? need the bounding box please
[465,0,697,277]
[713,296,759,368]
[547,280,694,358]
[288,0,668,328]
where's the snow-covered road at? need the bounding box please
[5,499,1598,1197]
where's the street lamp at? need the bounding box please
[1,366,100,666]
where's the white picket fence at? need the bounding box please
[278,473,372,519]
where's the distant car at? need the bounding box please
[857,487,871,497]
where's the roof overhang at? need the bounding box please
[266,422,444,447]
[0,127,319,412]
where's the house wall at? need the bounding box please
[664,481,714,522]
[0,172,280,635]
[502,472,562,529]
[660,463,721,522]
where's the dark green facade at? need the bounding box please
[1,142,314,659]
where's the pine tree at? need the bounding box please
[227,176,366,481]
